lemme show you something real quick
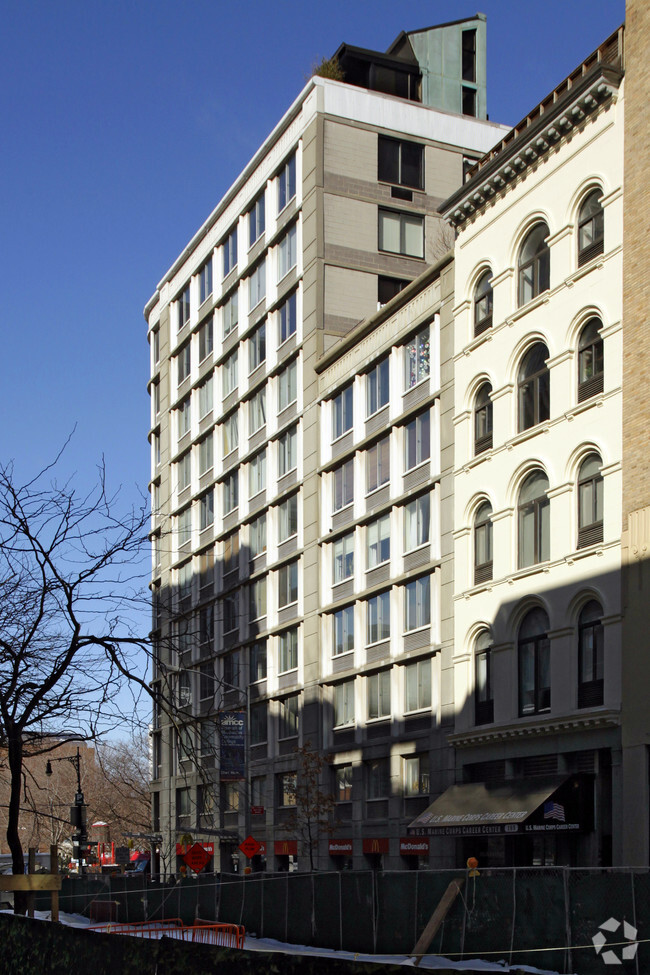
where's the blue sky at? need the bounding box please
[0,0,624,501]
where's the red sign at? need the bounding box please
[362,837,389,855]
[400,837,430,856]
[182,842,212,873]
[274,839,298,856]
[176,842,214,857]
[328,839,353,856]
[258,841,266,855]
[250,805,265,816]
[239,835,262,859]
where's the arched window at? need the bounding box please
[518,470,549,568]
[474,271,493,335]
[474,383,493,454]
[578,453,603,548]
[577,190,604,267]
[518,343,549,432]
[578,600,604,708]
[518,223,550,306]
[518,607,550,716]
[474,501,493,584]
[475,630,493,725]
[578,318,604,402]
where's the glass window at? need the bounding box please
[518,223,550,306]
[176,343,191,385]
[199,548,214,596]
[250,701,267,744]
[249,191,265,248]
[278,494,298,542]
[404,493,430,552]
[176,452,191,493]
[223,291,239,337]
[474,630,493,724]
[405,410,430,470]
[248,449,266,497]
[249,387,266,433]
[199,258,213,304]
[474,501,493,584]
[367,670,391,719]
[278,425,298,477]
[367,591,390,644]
[378,275,409,306]
[277,769,297,803]
[405,658,431,712]
[335,764,352,802]
[366,435,390,493]
[578,318,604,402]
[278,223,298,280]
[462,28,477,82]
[250,576,267,620]
[151,329,160,366]
[334,606,354,656]
[250,640,267,682]
[278,695,299,739]
[474,383,493,454]
[334,681,355,727]
[404,326,430,389]
[222,350,238,398]
[578,600,604,707]
[278,153,296,212]
[199,605,214,650]
[404,575,430,631]
[200,490,214,530]
[366,758,389,800]
[332,385,353,440]
[378,136,423,189]
[404,755,430,796]
[223,648,241,688]
[518,470,550,568]
[223,470,239,514]
[278,360,297,411]
[199,376,213,418]
[199,720,217,756]
[222,593,238,633]
[249,512,267,557]
[199,318,213,361]
[333,459,354,511]
[518,343,549,432]
[176,787,191,829]
[367,514,390,569]
[223,225,238,277]
[333,531,354,583]
[223,530,239,577]
[177,397,191,439]
[198,435,213,476]
[379,209,424,258]
[249,258,266,309]
[518,608,550,716]
[222,412,238,456]
[578,453,604,548]
[177,508,191,547]
[366,359,390,416]
[578,190,604,266]
[178,285,190,331]
[279,291,297,343]
[249,321,266,372]
[278,561,298,607]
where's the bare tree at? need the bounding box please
[281,742,336,871]
[0,452,153,904]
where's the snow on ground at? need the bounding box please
[0,910,572,975]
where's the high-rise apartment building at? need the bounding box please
[145,19,507,874]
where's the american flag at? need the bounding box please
[544,801,566,822]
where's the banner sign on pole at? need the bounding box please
[219,710,246,781]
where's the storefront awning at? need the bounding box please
[408,774,583,837]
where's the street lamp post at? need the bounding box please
[45,746,87,874]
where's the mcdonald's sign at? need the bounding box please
[399,837,429,856]
[328,839,353,856]
[274,839,298,856]
[362,837,389,854]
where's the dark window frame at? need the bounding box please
[578,600,604,708]
[474,382,493,454]
[518,609,551,716]
[474,501,493,584]
[518,343,550,432]
[474,270,493,335]
[518,471,550,568]
[378,136,424,190]
[518,223,550,306]
[577,190,604,267]
[577,454,604,548]
[578,318,604,402]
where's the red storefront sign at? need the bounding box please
[362,837,389,855]
[400,837,430,856]
[274,839,298,856]
[182,842,212,873]
[258,841,266,855]
[250,805,265,815]
[329,839,353,856]
[239,835,262,859]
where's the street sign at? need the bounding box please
[115,846,130,864]
[182,842,212,874]
[239,835,262,859]
[250,805,265,816]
